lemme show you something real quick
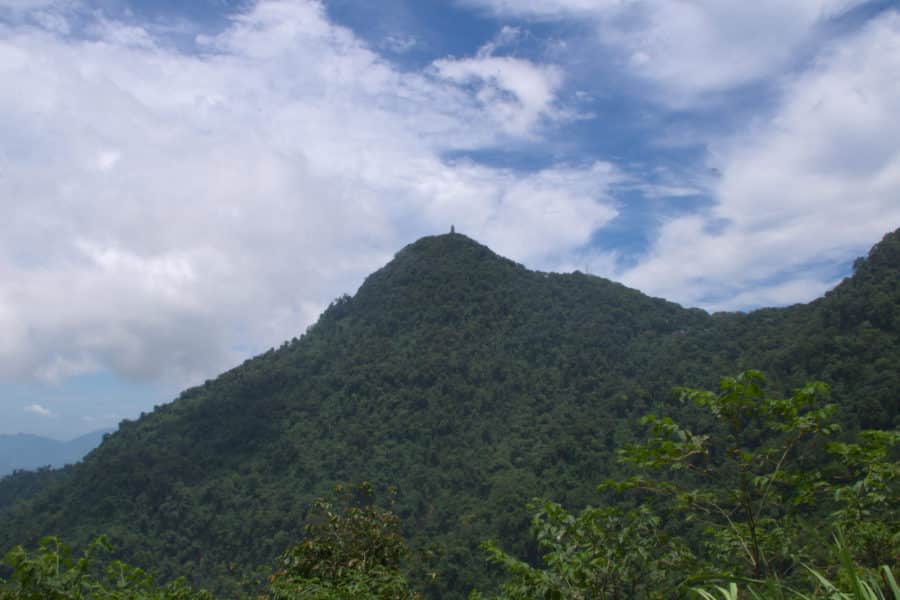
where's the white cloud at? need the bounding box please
[621,12,900,308]
[433,55,563,135]
[413,160,621,263]
[463,0,870,101]
[704,278,840,313]
[461,0,622,19]
[24,403,52,417]
[1,0,59,9]
[30,8,69,33]
[624,1,871,101]
[381,34,416,54]
[432,30,565,136]
[0,0,615,385]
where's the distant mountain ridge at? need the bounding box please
[0,229,898,598]
[0,429,112,477]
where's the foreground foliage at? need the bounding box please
[268,483,419,599]
[0,485,416,600]
[476,503,692,599]
[0,536,211,599]
[479,372,899,599]
[694,532,899,599]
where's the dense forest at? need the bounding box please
[0,229,898,598]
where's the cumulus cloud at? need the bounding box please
[621,11,900,308]
[414,161,621,263]
[4,0,894,403]
[24,403,52,417]
[0,0,60,9]
[0,0,615,385]
[433,55,563,135]
[461,0,622,18]
[463,0,870,101]
[432,29,565,135]
[381,34,416,54]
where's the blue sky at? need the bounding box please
[1,0,899,438]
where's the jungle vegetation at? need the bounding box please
[0,229,898,597]
[2,374,896,598]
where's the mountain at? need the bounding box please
[0,429,112,477]
[0,230,898,597]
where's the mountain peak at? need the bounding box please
[398,231,504,260]
[355,233,523,296]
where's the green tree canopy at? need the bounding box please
[268,483,420,600]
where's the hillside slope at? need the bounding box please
[1,230,898,597]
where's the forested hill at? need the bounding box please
[1,229,898,597]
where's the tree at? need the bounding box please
[476,502,692,600]
[614,370,839,580]
[479,371,899,598]
[267,483,420,600]
[825,429,900,568]
[0,535,211,599]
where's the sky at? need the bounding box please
[1,0,899,438]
